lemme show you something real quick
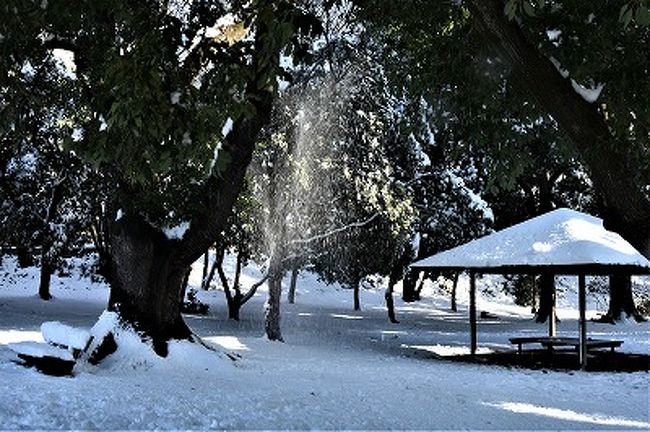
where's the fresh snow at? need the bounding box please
[0,255,648,429]
[163,221,190,240]
[412,208,650,271]
[222,117,233,137]
[41,321,90,350]
[570,80,605,103]
[8,342,74,361]
[548,56,604,103]
[170,90,181,105]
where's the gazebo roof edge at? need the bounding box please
[409,263,650,276]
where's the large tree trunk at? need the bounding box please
[602,274,644,322]
[108,214,191,357]
[467,0,650,258]
[97,18,279,359]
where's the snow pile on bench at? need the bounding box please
[8,342,75,361]
[7,321,94,376]
[41,321,91,351]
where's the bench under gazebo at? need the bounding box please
[410,208,650,369]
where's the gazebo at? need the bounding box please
[410,208,650,368]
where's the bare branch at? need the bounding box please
[289,213,379,246]
[240,273,269,304]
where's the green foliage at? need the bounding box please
[0,0,323,227]
[359,0,649,211]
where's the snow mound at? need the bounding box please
[78,311,229,373]
[41,321,90,350]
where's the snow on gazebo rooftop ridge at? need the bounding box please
[411,208,650,273]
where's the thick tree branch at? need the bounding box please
[467,0,650,256]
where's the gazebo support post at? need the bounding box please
[549,274,557,338]
[578,274,587,369]
[469,270,477,357]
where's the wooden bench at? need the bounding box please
[9,321,93,376]
[509,336,623,354]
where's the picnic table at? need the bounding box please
[509,336,623,355]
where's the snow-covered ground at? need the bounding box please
[0,256,648,430]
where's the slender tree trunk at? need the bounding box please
[402,270,418,302]
[265,270,284,341]
[108,214,191,357]
[535,273,555,324]
[385,276,399,324]
[602,274,644,322]
[217,249,267,321]
[180,266,191,303]
[201,251,209,288]
[38,261,53,301]
[386,258,406,323]
[90,198,113,281]
[353,279,361,311]
[16,247,34,268]
[287,266,299,304]
[450,272,459,312]
[414,274,424,301]
[531,276,537,314]
[38,181,64,301]
[203,253,218,290]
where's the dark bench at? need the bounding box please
[509,336,623,354]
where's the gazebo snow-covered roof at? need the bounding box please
[411,208,650,274]
[410,208,650,368]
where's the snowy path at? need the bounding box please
[0,261,648,429]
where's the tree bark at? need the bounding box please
[385,281,399,324]
[353,279,361,311]
[265,270,284,341]
[38,261,53,301]
[99,15,282,358]
[402,270,418,302]
[385,267,401,323]
[467,0,650,258]
[602,274,644,322]
[108,214,191,357]
[201,251,209,289]
[16,247,34,268]
[531,275,537,314]
[38,180,65,301]
[287,266,299,304]
[450,272,459,312]
[535,273,555,324]
[202,252,219,290]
